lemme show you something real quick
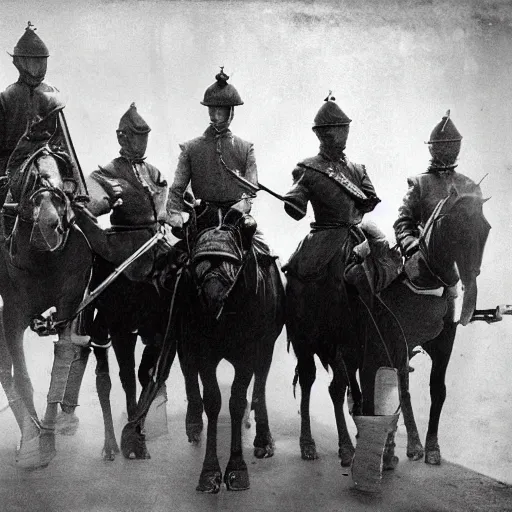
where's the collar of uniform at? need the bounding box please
[119,151,147,165]
[319,151,346,165]
[298,153,348,173]
[204,125,233,140]
[427,164,458,173]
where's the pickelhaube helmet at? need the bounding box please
[313,92,352,128]
[117,103,151,134]
[201,68,244,107]
[427,110,462,144]
[9,22,50,58]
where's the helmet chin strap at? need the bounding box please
[210,107,234,134]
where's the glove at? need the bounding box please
[168,212,184,229]
[399,235,420,258]
[358,195,381,213]
[232,194,254,214]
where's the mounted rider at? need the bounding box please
[79,103,169,349]
[394,110,482,261]
[0,22,85,209]
[166,68,272,261]
[282,94,381,286]
[393,110,483,359]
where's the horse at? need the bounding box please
[69,206,176,461]
[167,204,285,493]
[363,188,491,467]
[0,125,93,469]
[284,187,490,472]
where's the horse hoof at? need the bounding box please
[196,470,222,493]
[339,446,355,467]
[186,423,203,445]
[16,433,55,470]
[121,422,151,460]
[407,446,425,461]
[425,449,441,465]
[254,444,274,459]
[383,454,399,470]
[254,432,275,459]
[224,469,250,491]
[300,441,318,460]
[55,411,79,436]
[102,440,120,462]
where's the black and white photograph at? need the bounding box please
[0,1,511,511]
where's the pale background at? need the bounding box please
[0,0,510,504]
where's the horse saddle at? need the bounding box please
[403,250,457,296]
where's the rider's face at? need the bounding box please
[208,106,232,126]
[117,130,149,159]
[13,56,47,85]
[315,125,350,152]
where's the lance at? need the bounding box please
[58,111,88,195]
[224,167,306,217]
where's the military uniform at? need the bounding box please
[87,104,167,226]
[167,69,272,259]
[84,103,168,349]
[0,23,57,175]
[394,112,482,254]
[284,99,380,280]
[167,125,256,214]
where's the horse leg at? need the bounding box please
[296,353,318,460]
[329,356,355,467]
[423,321,457,465]
[0,323,39,450]
[400,365,424,461]
[139,339,168,440]
[92,346,119,461]
[111,331,138,421]
[224,364,252,491]
[196,362,222,493]
[251,347,275,459]
[178,345,204,444]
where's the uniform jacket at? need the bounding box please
[0,81,59,173]
[283,153,379,280]
[167,125,257,212]
[87,156,168,228]
[393,168,482,243]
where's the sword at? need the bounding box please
[470,304,512,323]
[51,231,172,330]
[224,167,306,217]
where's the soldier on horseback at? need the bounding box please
[0,22,85,209]
[166,68,272,260]
[0,23,58,205]
[282,94,382,466]
[394,110,482,260]
[392,110,485,465]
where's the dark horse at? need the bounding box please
[69,206,173,461]
[366,188,491,467]
[285,187,490,471]
[172,205,285,492]
[0,123,92,469]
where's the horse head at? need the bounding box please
[424,187,491,325]
[9,142,77,252]
[189,207,257,320]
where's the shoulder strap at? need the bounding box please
[300,159,368,202]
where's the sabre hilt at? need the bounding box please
[470,304,512,323]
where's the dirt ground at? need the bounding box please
[0,0,512,511]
